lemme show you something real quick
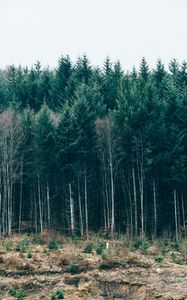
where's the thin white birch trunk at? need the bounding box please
[132,166,138,235]
[174,189,178,240]
[84,171,88,237]
[38,173,43,233]
[153,180,157,237]
[69,182,74,233]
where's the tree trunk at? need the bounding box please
[78,176,83,236]
[174,189,178,240]
[69,182,74,233]
[132,166,138,235]
[19,158,23,234]
[84,171,88,238]
[46,182,50,229]
[38,173,43,233]
[181,191,185,232]
[153,180,157,237]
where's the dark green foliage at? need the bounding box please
[56,289,64,299]
[50,289,64,300]
[16,289,25,300]
[69,263,79,274]
[96,242,106,255]
[48,240,59,251]
[133,236,150,252]
[84,243,93,253]
[8,288,17,297]
[154,256,164,263]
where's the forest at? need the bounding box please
[0,55,186,239]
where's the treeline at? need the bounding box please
[0,56,186,239]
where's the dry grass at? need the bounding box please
[0,233,186,299]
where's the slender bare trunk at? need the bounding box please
[78,176,83,236]
[38,173,43,233]
[19,158,23,234]
[174,189,178,240]
[46,182,50,229]
[69,182,74,233]
[132,166,138,235]
[153,180,157,237]
[84,171,88,237]
[109,135,115,236]
[181,191,185,231]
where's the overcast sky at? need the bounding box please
[0,0,186,70]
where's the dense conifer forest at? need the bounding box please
[0,56,186,238]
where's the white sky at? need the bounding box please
[0,0,186,70]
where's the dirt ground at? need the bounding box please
[0,233,186,300]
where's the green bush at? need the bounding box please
[69,263,79,274]
[171,240,181,252]
[27,251,32,259]
[56,289,64,299]
[84,242,93,253]
[50,293,56,300]
[5,243,13,252]
[96,242,106,255]
[16,288,25,300]
[101,252,108,260]
[48,239,59,251]
[133,236,149,252]
[154,256,164,263]
[8,287,16,297]
[16,241,27,253]
[32,235,45,245]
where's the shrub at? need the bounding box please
[133,236,149,252]
[16,288,25,300]
[8,287,16,297]
[69,263,79,274]
[27,251,32,259]
[16,241,27,253]
[171,240,181,252]
[48,239,59,251]
[56,289,64,299]
[84,242,93,253]
[96,242,106,255]
[154,256,164,263]
[101,252,108,261]
[50,293,56,300]
[32,235,45,245]
[5,243,13,252]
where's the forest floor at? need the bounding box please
[0,232,186,300]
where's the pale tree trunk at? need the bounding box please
[84,170,88,237]
[108,128,115,237]
[84,171,88,237]
[69,182,74,233]
[174,189,178,240]
[34,187,38,234]
[139,167,144,235]
[123,171,133,239]
[38,173,43,233]
[19,158,23,234]
[110,159,115,236]
[78,176,83,236]
[136,138,144,235]
[153,180,157,237]
[46,182,50,229]
[96,118,117,237]
[132,166,138,235]
[181,191,185,232]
